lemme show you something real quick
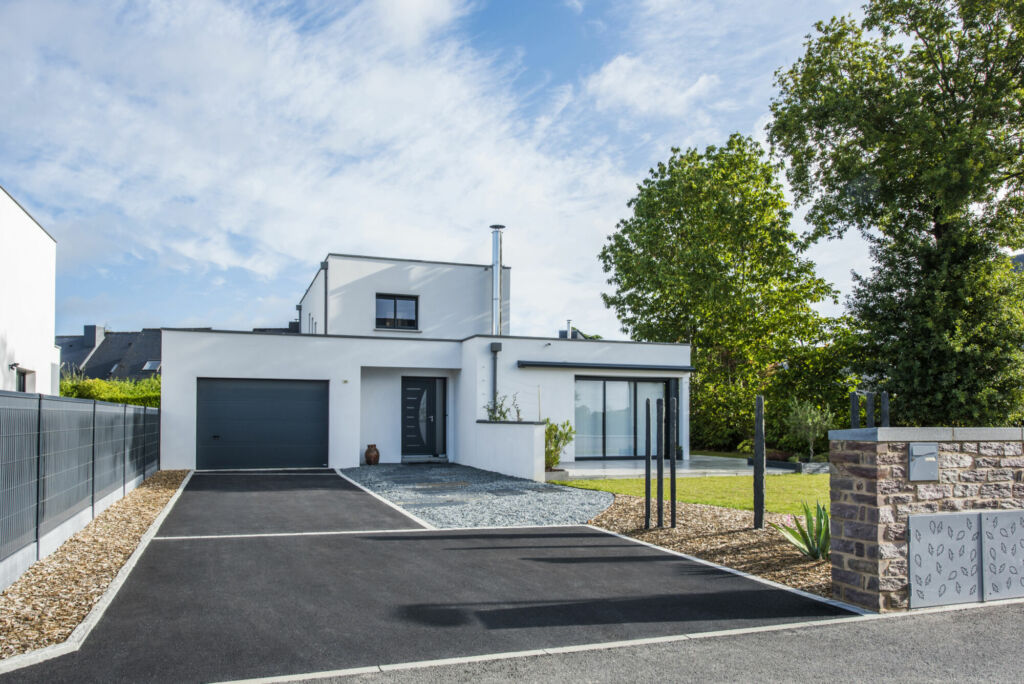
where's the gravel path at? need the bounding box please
[341,464,613,528]
[0,470,189,661]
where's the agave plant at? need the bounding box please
[769,501,830,560]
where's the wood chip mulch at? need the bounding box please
[0,470,189,661]
[589,494,831,598]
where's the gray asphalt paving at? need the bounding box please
[1,471,856,684]
[335,601,1024,683]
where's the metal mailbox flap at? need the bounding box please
[909,442,939,481]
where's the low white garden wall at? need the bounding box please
[460,420,545,482]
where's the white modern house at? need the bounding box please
[0,184,60,395]
[161,227,692,481]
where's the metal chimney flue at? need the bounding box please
[490,225,505,335]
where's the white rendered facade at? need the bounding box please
[0,185,60,395]
[162,254,691,481]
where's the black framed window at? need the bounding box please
[376,294,418,329]
[15,370,28,392]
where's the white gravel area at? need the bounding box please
[341,463,613,528]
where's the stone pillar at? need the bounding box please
[828,428,1024,612]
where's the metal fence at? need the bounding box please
[0,390,160,564]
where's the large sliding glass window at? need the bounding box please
[574,381,604,458]
[574,378,667,459]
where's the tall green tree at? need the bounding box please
[769,0,1024,426]
[599,134,847,449]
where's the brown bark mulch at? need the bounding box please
[0,470,189,661]
[590,494,831,598]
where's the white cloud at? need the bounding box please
[586,55,720,118]
[1,0,870,339]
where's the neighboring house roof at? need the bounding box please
[57,327,162,380]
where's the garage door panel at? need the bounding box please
[197,379,328,470]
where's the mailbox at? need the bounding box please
[908,442,939,481]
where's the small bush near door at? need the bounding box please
[545,419,575,470]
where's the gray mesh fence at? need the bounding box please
[93,402,125,500]
[38,397,94,536]
[126,406,147,483]
[144,407,160,477]
[0,390,160,564]
[0,393,39,560]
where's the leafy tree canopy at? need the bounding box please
[769,0,1024,247]
[599,134,847,447]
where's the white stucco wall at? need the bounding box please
[359,367,458,464]
[460,336,692,462]
[160,330,461,469]
[160,329,691,474]
[0,186,60,394]
[462,421,545,481]
[298,266,326,334]
[323,255,510,339]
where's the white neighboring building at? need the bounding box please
[0,185,60,395]
[161,227,692,481]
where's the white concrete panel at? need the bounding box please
[299,267,326,334]
[463,421,545,482]
[0,543,37,592]
[0,186,59,394]
[324,255,509,339]
[37,507,93,559]
[93,487,124,517]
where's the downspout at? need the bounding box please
[490,342,502,407]
[321,260,329,335]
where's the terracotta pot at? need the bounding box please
[364,444,380,465]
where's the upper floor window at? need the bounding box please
[376,294,418,330]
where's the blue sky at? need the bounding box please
[0,0,868,339]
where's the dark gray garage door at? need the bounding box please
[196,379,328,470]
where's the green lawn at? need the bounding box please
[553,474,829,516]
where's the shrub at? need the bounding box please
[60,375,161,407]
[544,419,575,471]
[769,501,830,560]
[483,394,511,421]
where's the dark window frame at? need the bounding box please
[375,293,419,330]
[574,375,677,460]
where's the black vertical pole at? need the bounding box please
[880,391,890,427]
[754,394,766,530]
[670,396,677,528]
[644,399,651,530]
[35,394,43,560]
[849,392,859,429]
[90,401,97,517]
[656,398,664,528]
[866,392,876,428]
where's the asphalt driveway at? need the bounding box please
[3,471,854,683]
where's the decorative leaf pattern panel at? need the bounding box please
[981,512,1024,601]
[908,513,981,608]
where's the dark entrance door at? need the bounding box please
[401,377,445,457]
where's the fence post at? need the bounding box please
[644,398,651,530]
[880,391,890,427]
[669,396,677,528]
[656,398,664,528]
[753,394,765,530]
[122,404,127,497]
[91,401,97,517]
[866,392,876,429]
[34,394,43,560]
[849,392,859,429]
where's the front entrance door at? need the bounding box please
[401,377,446,458]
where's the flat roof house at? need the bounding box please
[0,184,60,395]
[160,227,692,481]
